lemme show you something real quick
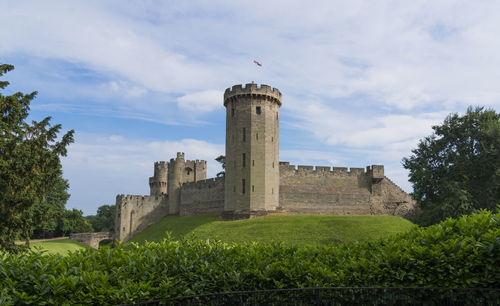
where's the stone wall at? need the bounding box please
[278,162,373,215]
[115,194,168,242]
[180,177,225,216]
[370,176,416,218]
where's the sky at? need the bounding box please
[1,1,499,215]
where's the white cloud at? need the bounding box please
[62,133,224,214]
[177,90,223,112]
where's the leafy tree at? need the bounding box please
[215,155,225,177]
[0,64,74,252]
[86,204,116,232]
[56,208,92,237]
[403,106,500,225]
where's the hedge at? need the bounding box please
[1,211,499,304]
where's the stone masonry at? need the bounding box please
[115,83,416,242]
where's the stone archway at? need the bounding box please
[70,232,113,249]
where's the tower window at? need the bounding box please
[252,185,255,192]
[256,133,258,140]
[122,227,125,232]
[272,137,274,142]
[243,128,246,142]
[242,153,246,168]
[242,179,246,194]
[252,160,254,167]
[233,185,236,192]
[231,108,235,117]
[272,162,274,168]
[256,106,261,115]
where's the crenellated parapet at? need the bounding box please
[279,161,372,177]
[181,177,224,190]
[224,83,282,106]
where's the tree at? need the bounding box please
[56,209,92,237]
[215,155,225,177]
[86,204,116,232]
[31,177,69,239]
[403,106,500,226]
[0,64,74,252]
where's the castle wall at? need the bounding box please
[179,177,225,216]
[370,176,416,218]
[115,194,168,242]
[278,162,373,215]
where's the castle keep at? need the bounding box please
[115,84,415,241]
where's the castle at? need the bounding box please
[115,84,415,241]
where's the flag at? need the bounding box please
[253,60,262,67]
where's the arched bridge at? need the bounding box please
[70,232,113,249]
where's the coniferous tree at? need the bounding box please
[0,64,74,252]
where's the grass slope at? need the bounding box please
[31,239,88,255]
[130,214,415,246]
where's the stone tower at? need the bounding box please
[167,152,207,215]
[223,83,282,219]
[168,152,185,214]
[149,161,168,196]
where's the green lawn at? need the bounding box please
[30,239,88,255]
[130,214,416,247]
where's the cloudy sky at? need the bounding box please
[1,1,499,215]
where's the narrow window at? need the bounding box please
[231,108,235,117]
[272,136,274,142]
[234,160,236,168]
[242,153,246,168]
[256,106,261,115]
[256,133,258,140]
[272,162,274,168]
[242,179,246,194]
[232,135,234,143]
[272,188,274,194]
[122,227,125,232]
[233,186,236,192]
[252,185,255,192]
[243,128,246,142]
[252,160,254,167]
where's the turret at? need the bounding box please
[168,152,185,214]
[223,83,282,219]
[149,161,168,196]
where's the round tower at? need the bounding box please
[149,161,168,196]
[168,152,185,214]
[223,83,281,219]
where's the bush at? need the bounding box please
[0,211,499,304]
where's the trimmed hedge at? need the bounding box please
[1,211,499,305]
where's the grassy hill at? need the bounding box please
[130,214,416,247]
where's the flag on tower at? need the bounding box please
[253,60,262,67]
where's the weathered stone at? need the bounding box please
[114,84,416,242]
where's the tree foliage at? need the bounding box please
[0,64,74,252]
[215,155,225,177]
[86,204,115,232]
[403,106,500,225]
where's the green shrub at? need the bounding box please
[0,211,498,304]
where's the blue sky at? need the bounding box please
[1,1,499,215]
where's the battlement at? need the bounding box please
[154,161,168,166]
[181,177,224,190]
[279,161,369,177]
[224,83,282,106]
[366,165,384,179]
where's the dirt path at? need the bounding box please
[15,237,70,244]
